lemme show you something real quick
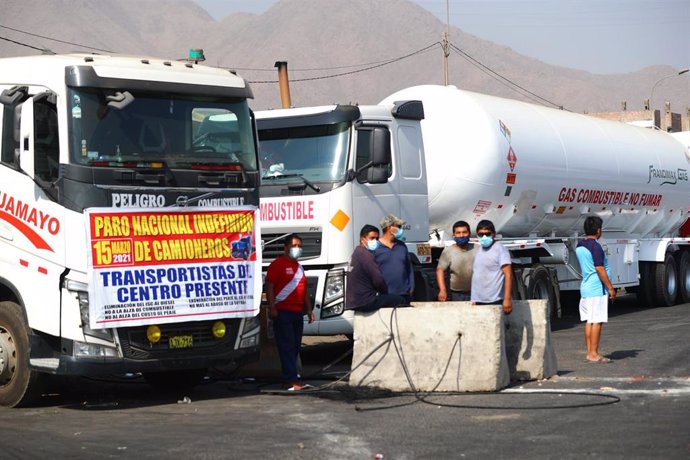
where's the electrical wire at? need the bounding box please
[0,35,49,52]
[351,308,620,411]
[0,24,113,53]
[247,42,441,84]
[0,23,569,113]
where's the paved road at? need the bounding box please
[0,294,688,459]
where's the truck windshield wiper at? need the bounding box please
[262,173,321,192]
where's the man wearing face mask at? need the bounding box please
[471,220,513,315]
[346,224,407,312]
[374,214,415,303]
[265,234,314,391]
[436,220,477,302]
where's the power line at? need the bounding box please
[449,42,567,110]
[0,24,113,53]
[248,42,441,84]
[0,23,566,111]
[0,35,49,52]
[236,53,434,73]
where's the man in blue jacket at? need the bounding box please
[346,224,406,312]
[374,214,414,303]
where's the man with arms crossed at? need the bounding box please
[436,220,477,301]
[470,220,512,315]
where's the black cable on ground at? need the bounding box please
[353,309,621,411]
[259,334,393,395]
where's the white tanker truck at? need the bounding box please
[257,85,690,336]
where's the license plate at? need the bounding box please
[416,243,431,257]
[169,335,193,349]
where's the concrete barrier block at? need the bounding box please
[504,299,558,381]
[350,303,510,392]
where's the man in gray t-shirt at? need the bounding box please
[436,220,477,301]
[470,220,513,315]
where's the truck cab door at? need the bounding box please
[351,123,400,239]
[0,88,66,336]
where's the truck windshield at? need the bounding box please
[258,122,349,183]
[67,88,257,171]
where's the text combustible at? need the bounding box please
[260,200,314,221]
[558,187,662,207]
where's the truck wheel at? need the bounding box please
[0,301,43,407]
[143,368,207,391]
[675,251,690,304]
[654,254,678,307]
[527,265,559,319]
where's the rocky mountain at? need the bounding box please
[1,0,687,114]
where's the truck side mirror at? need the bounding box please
[371,127,391,165]
[0,85,29,106]
[17,96,35,178]
[366,166,389,184]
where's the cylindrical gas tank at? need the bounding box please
[381,85,690,238]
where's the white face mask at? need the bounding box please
[289,247,302,259]
[366,239,380,251]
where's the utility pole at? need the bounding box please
[440,0,450,85]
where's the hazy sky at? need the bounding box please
[194,0,689,74]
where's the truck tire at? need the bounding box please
[527,265,559,319]
[0,301,44,407]
[654,254,678,307]
[675,251,690,304]
[143,368,207,391]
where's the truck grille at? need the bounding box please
[117,320,239,360]
[261,231,322,262]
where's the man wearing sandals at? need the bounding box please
[575,216,616,363]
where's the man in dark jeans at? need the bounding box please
[346,224,406,312]
[265,234,314,391]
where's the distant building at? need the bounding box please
[588,100,688,132]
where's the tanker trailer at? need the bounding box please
[382,85,690,314]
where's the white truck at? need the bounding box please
[256,84,690,336]
[0,53,263,407]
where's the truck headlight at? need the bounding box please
[239,315,260,349]
[65,279,113,342]
[324,270,345,304]
[73,341,119,359]
[321,301,344,319]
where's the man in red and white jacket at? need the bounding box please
[265,234,314,390]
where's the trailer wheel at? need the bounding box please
[527,265,559,319]
[143,368,207,391]
[0,301,43,407]
[675,251,690,304]
[654,254,678,307]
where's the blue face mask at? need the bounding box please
[478,235,494,248]
[393,227,404,239]
[454,236,470,246]
[289,247,302,259]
